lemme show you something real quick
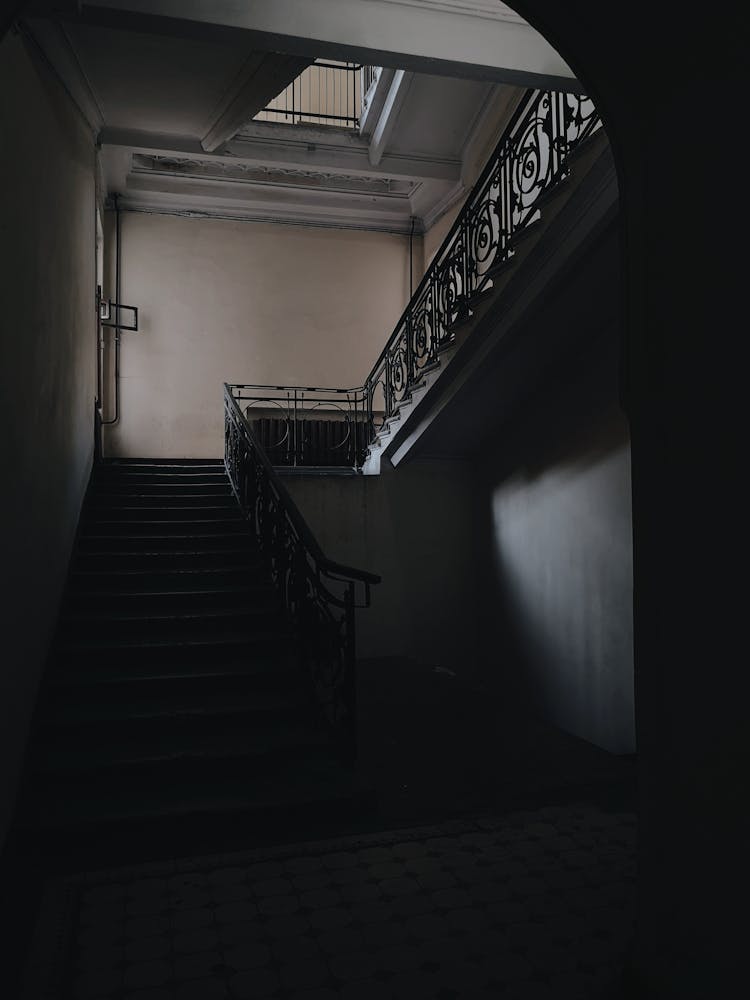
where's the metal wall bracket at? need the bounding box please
[99,299,139,331]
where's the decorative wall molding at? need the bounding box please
[131,153,415,196]
[109,198,421,236]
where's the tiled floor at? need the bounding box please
[27,802,636,1000]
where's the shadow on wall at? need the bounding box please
[479,331,635,755]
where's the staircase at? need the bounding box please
[19,459,368,850]
[362,121,613,474]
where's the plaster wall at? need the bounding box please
[479,338,634,754]
[422,193,468,273]
[283,459,478,672]
[102,212,412,457]
[0,33,96,846]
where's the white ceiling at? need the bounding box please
[64,23,252,135]
[23,10,530,233]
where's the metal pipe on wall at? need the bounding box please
[101,194,121,426]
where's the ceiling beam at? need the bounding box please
[200,51,311,152]
[369,69,413,168]
[36,0,583,92]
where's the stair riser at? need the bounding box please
[47,666,300,700]
[53,637,292,668]
[90,484,232,496]
[86,493,237,507]
[83,506,244,522]
[69,568,267,591]
[65,588,276,614]
[18,768,368,841]
[95,474,229,486]
[76,520,250,536]
[57,611,284,641]
[77,535,257,553]
[31,742,335,783]
[37,705,310,743]
[74,551,263,570]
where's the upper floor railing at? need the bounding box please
[231,384,372,470]
[223,385,380,757]
[243,89,602,470]
[254,60,370,130]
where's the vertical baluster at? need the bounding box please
[406,306,414,393]
[343,583,357,759]
[385,348,393,421]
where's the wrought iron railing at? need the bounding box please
[254,61,370,129]
[240,90,603,470]
[223,384,380,757]
[362,89,602,427]
[231,384,374,469]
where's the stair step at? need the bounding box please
[69,565,267,591]
[53,634,295,674]
[39,688,308,731]
[19,757,369,834]
[57,629,289,653]
[65,584,275,614]
[95,472,229,485]
[58,606,284,641]
[31,719,333,778]
[47,657,299,694]
[77,533,257,553]
[84,505,244,521]
[77,518,250,535]
[63,583,280,617]
[104,459,223,469]
[74,548,263,569]
[86,492,237,507]
[91,476,230,488]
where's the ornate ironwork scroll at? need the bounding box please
[362,88,602,432]
[224,385,380,757]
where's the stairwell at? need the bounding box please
[18,459,369,851]
[362,120,614,475]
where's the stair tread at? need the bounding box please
[42,689,307,726]
[22,759,366,831]
[64,606,276,625]
[68,585,272,599]
[58,630,291,651]
[33,722,332,773]
[49,659,297,687]
[81,532,249,541]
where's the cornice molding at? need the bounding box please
[421,181,467,232]
[110,198,421,236]
[131,153,416,197]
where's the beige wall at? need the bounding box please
[102,212,412,457]
[0,33,96,846]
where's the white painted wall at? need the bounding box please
[102,212,412,457]
[0,33,96,846]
